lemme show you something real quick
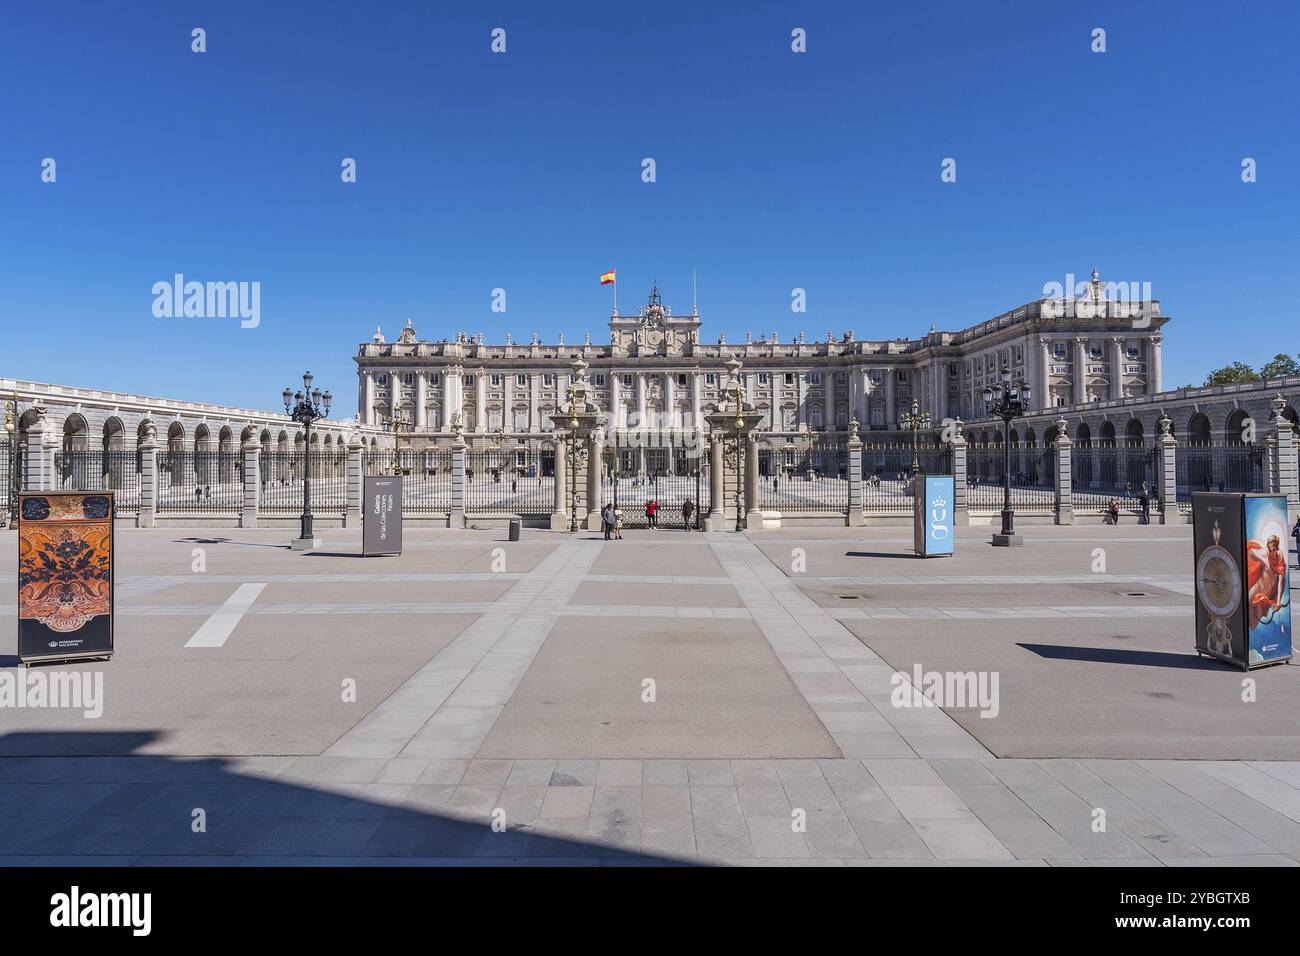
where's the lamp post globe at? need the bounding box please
[283,371,330,549]
[984,364,1031,547]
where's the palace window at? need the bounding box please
[464,374,474,386]
[835,372,845,385]
[430,373,440,386]
[897,371,908,383]
[809,372,821,385]
[948,363,958,376]
[516,374,528,387]
[705,373,717,386]
[377,374,388,386]
[403,373,414,386]
[623,374,633,387]
[490,374,502,387]
[758,373,769,385]
[677,373,688,387]
[1053,342,1067,358]
[785,372,796,386]
[542,374,554,387]
[594,374,606,386]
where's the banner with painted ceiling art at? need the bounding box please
[18,492,115,663]
[1243,494,1292,666]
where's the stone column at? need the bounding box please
[665,373,676,430]
[390,372,400,416]
[550,435,568,531]
[441,369,454,432]
[693,371,704,431]
[1054,416,1073,525]
[847,420,863,527]
[346,435,363,526]
[474,370,487,432]
[530,374,541,432]
[1157,415,1177,523]
[1151,332,1164,394]
[240,438,260,529]
[636,373,648,432]
[415,374,427,430]
[611,374,622,428]
[825,371,836,431]
[707,432,725,531]
[503,373,514,433]
[1039,338,1051,410]
[362,372,375,425]
[1110,337,1126,401]
[450,430,467,528]
[796,373,807,431]
[1073,338,1088,406]
[884,368,896,430]
[951,421,968,524]
[585,431,603,531]
[138,429,158,528]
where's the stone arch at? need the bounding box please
[1124,418,1144,447]
[1075,422,1092,447]
[1099,421,1117,447]
[1224,408,1251,446]
[62,413,90,452]
[1187,412,1212,447]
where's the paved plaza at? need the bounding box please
[2,524,1300,866]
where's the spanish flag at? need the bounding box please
[600,270,616,285]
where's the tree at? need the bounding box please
[1259,353,1300,379]
[1202,362,1260,387]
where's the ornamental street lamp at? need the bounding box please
[380,408,412,476]
[731,366,747,532]
[982,364,1032,547]
[897,398,931,476]
[568,377,580,532]
[283,371,332,548]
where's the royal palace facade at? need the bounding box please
[356,272,1169,456]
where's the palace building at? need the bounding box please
[354,271,1168,451]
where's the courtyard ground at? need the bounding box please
[1,523,1298,865]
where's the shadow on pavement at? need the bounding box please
[845,551,917,560]
[0,732,691,866]
[1017,643,1228,671]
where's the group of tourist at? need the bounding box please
[599,497,699,538]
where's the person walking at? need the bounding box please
[601,502,614,541]
[613,506,624,540]
[645,497,658,529]
[1107,497,1120,526]
[682,496,695,530]
[1292,516,1300,569]
[1138,482,1151,525]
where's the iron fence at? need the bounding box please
[466,445,554,514]
[1176,444,1265,513]
[366,447,457,514]
[604,448,709,528]
[258,450,348,515]
[3,443,22,521]
[1072,444,1161,517]
[51,449,143,516]
[965,444,1055,514]
[859,440,952,514]
[157,450,242,514]
[753,436,852,513]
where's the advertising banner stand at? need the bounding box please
[1192,492,1292,670]
[18,492,115,666]
[913,474,955,558]
[362,476,403,557]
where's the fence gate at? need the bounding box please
[602,435,709,528]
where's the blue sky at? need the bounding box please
[2,0,1296,418]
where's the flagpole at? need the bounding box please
[612,274,617,315]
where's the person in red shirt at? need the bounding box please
[645,498,658,529]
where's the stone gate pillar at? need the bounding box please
[1157,414,1177,524]
[847,419,864,527]
[1271,395,1299,517]
[951,418,968,524]
[1053,416,1073,525]
[451,429,467,529]
[551,436,568,531]
[346,434,364,527]
[138,423,158,528]
[585,430,604,532]
[706,432,725,532]
[24,408,50,492]
[744,432,762,530]
[240,437,260,529]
